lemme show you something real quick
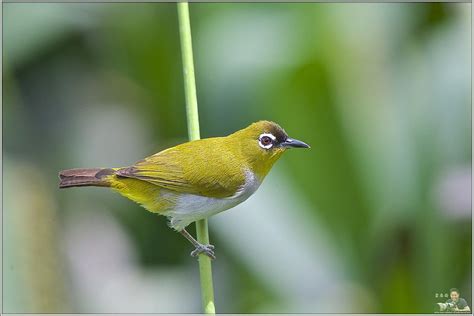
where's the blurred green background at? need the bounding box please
[3,3,471,313]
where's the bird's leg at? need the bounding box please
[179,229,216,260]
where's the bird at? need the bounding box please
[59,120,310,259]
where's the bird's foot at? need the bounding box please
[190,243,216,260]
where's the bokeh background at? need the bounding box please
[3,3,471,313]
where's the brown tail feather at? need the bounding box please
[58,168,115,188]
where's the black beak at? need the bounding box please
[281,138,310,149]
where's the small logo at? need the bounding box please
[435,288,471,313]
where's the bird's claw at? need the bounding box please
[190,243,216,260]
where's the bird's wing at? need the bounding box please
[116,139,247,198]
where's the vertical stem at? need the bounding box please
[177,2,216,314]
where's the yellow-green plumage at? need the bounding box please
[59,121,309,231]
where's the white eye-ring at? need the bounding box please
[258,133,276,149]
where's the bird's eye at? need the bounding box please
[258,133,275,149]
[261,136,272,145]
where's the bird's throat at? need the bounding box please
[246,151,284,180]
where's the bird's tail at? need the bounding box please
[58,168,115,188]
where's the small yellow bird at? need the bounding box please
[59,120,309,259]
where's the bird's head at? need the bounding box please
[231,120,310,178]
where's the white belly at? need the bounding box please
[164,170,260,231]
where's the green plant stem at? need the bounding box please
[177,2,216,314]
